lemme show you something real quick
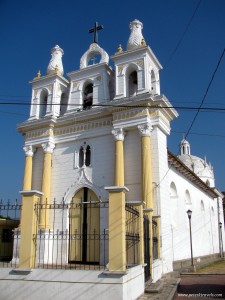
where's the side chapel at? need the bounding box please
[17,19,225,285]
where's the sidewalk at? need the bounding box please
[139,273,180,300]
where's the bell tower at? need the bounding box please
[66,45,113,113]
[29,45,69,120]
[112,19,161,100]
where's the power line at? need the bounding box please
[184,48,225,139]
[155,48,225,190]
[1,96,225,106]
[172,130,225,139]
[2,101,225,113]
[164,0,202,67]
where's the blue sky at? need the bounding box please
[0,0,225,200]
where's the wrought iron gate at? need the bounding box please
[143,215,150,281]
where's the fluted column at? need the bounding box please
[112,128,125,186]
[22,145,35,190]
[138,122,153,277]
[39,141,55,229]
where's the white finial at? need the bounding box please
[47,45,64,76]
[127,19,145,50]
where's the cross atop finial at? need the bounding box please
[89,21,103,44]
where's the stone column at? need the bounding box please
[22,145,35,190]
[138,122,153,277]
[39,141,55,229]
[112,128,125,186]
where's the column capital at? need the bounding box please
[23,145,35,157]
[42,141,55,154]
[112,128,125,141]
[138,123,153,137]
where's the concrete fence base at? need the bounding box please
[0,265,145,300]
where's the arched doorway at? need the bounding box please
[69,187,100,264]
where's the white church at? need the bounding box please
[2,19,224,300]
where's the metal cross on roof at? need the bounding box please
[89,21,103,44]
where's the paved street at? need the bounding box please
[176,274,225,299]
[139,260,225,300]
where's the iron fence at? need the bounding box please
[0,199,145,270]
[0,200,21,266]
[33,200,109,270]
[152,219,159,260]
[125,204,140,266]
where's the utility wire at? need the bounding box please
[2,101,225,112]
[184,48,225,139]
[164,0,202,67]
[173,130,225,139]
[156,48,225,190]
[1,96,225,107]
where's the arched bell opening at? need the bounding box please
[39,89,48,118]
[151,70,157,95]
[69,187,100,264]
[59,93,68,116]
[87,53,102,66]
[83,83,93,110]
[126,67,138,97]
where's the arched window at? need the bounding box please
[83,83,93,110]
[60,93,68,116]
[128,70,138,97]
[184,190,191,205]
[85,145,91,166]
[79,146,84,168]
[170,182,178,198]
[78,145,91,168]
[170,182,178,227]
[39,90,48,118]
[151,70,157,94]
[200,200,205,211]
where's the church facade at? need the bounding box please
[15,19,224,295]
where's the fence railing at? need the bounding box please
[0,199,146,270]
[125,204,140,266]
[0,200,21,266]
[33,200,109,270]
[152,219,159,260]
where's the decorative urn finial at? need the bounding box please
[127,19,145,50]
[47,45,64,76]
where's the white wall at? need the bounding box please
[168,167,221,262]
[151,127,173,274]
[31,133,116,204]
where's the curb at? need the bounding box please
[180,273,225,276]
[167,278,180,300]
